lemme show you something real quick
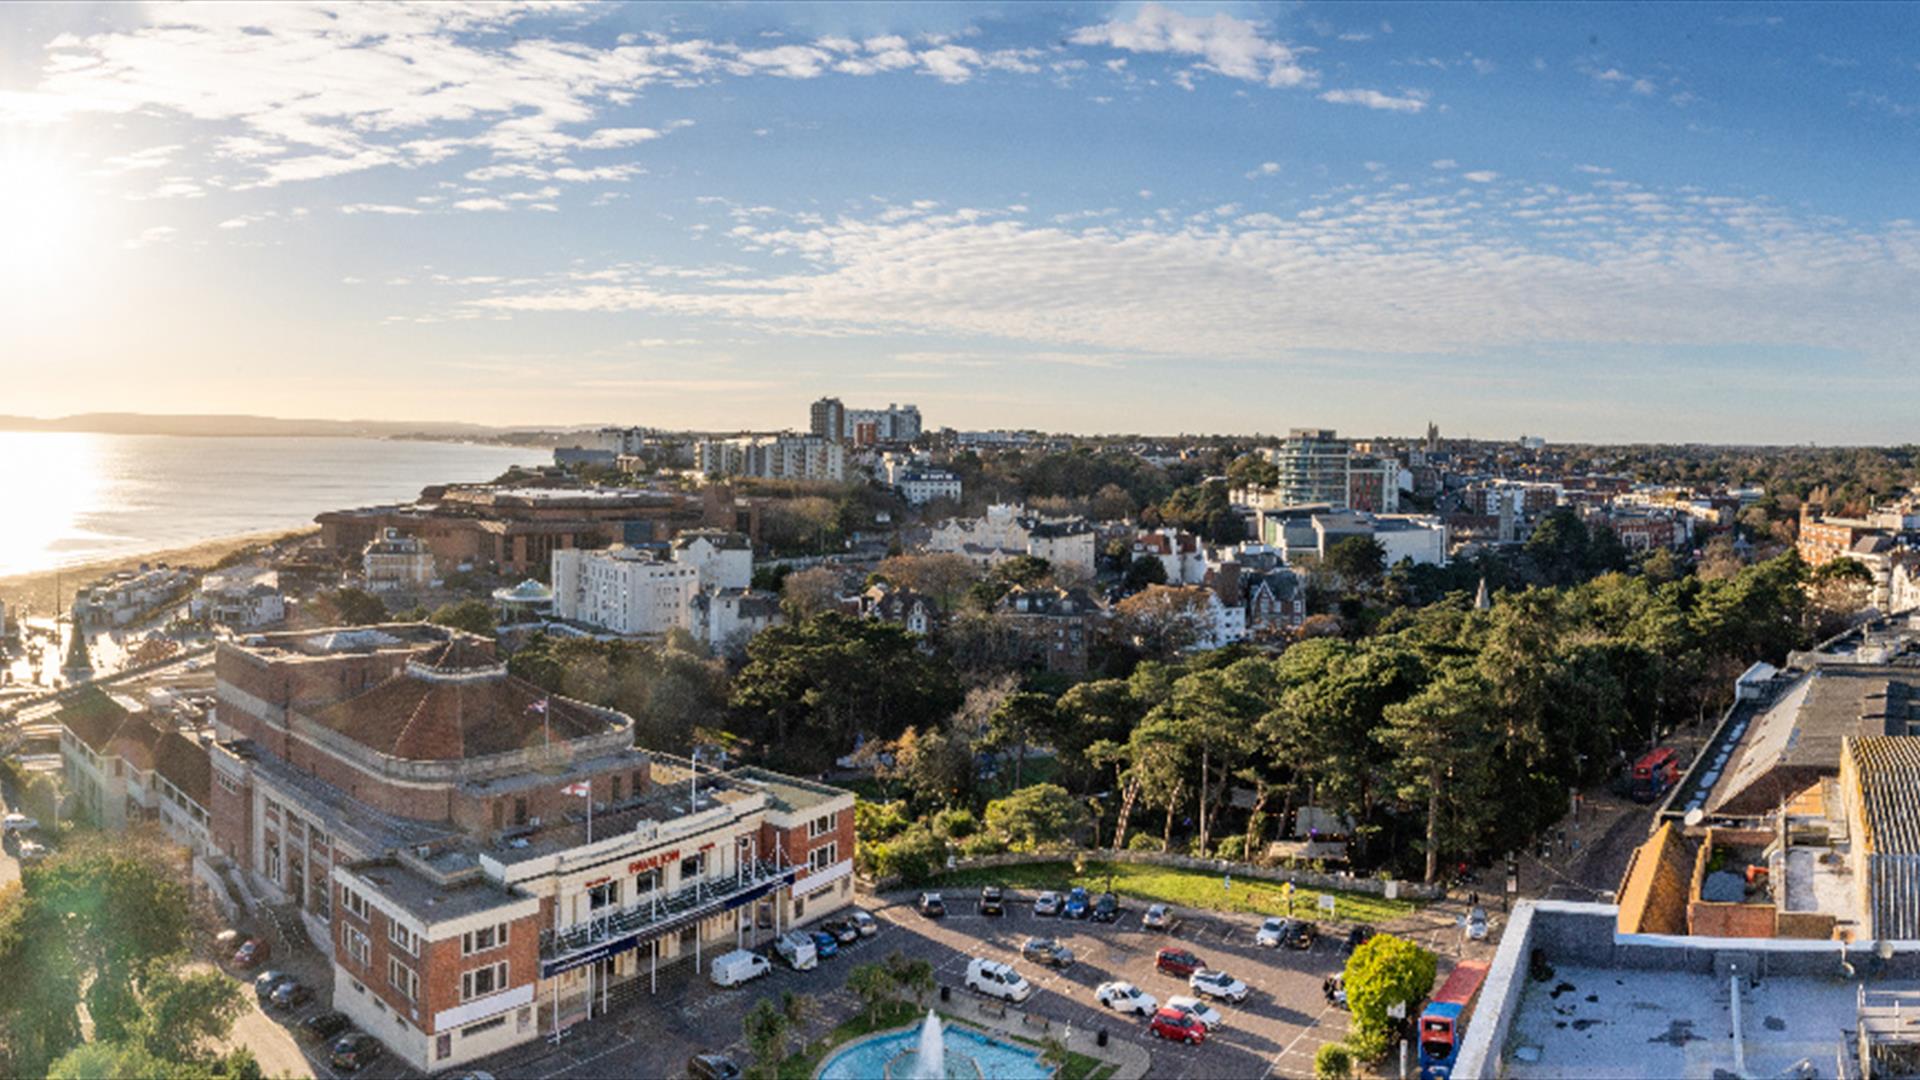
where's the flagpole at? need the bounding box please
[587,781,594,844]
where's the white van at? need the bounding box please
[964,957,1033,1003]
[710,949,772,988]
[775,931,818,971]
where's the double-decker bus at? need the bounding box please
[1418,960,1490,1079]
[1629,746,1681,803]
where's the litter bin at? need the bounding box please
[940,985,950,1003]
[1096,1029,1108,1048]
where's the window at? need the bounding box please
[341,884,369,921]
[611,775,624,803]
[588,881,617,911]
[461,923,510,956]
[463,1015,507,1037]
[633,868,659,897]
[681,852,705,882]
[461,961,509,1002]
[809,843,838,873]
[436,1033,452,1060]
[263,839,281,882]
[632,769,645,795]
[388,920,419,956]
[344,927,370,966]
[388,957,417,1002]
[513,797,528,826]
[808,812,838,839]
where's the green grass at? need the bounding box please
[933,859,1420,925]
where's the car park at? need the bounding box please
[269,978,312,1010]
[1281,919,1317,950]
[687,1052,743,1079]
[252,969,292,1003]
[1255,917,1287,948]
[1344,925,1376,955]
[979,886,1005,916]
[964,957,1033,1003]
[330,1032,384,1072]
[774,932,818,971]
[1034,891,1062,917]
[809,929,840,958]
[1165,995,1224,1030]
[232,937,270,968]
[1155,947,1205,978]
[1095,981,1159,1017]
[917,892,946,918]
[1091,892,1120,923]
[1189,969,1250,1004]
[1020,937,1075,969]
[711,949,773,987]
[1149,1006,1208,1045]
[849,910,879,937]
[1063,886,1091,919]
[1142,903,1177,932]
[299,1011,351,1042]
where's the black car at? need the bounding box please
[1281,919,1317,950]
[688,1053,743,1080]
[270,978,312,1009]
[299,1011,351,1042]
[979,886,1005,916]
[916,892,946,917]
[330,1032,384,1072]
[825,918,860,944]
[1091,891,1120,923]
[252,969,293,1004]
[1343,925,1377,955]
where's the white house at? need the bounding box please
[194,567,286,629]
[550,547,700,637]
[670,530,754,590]
[926,504,1096,575]
[691,588,785,655]
[363,529,436,593]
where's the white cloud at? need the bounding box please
[1462,171,1499,183]
[1431,159,1459,170]
[453,197,509,212]
[1069,3,1315,88]
[1319,88,1428,113]
[1246,161,1282,179]
[1574,164,1613,175]
[125,224,178,249]
[340,203,422,215]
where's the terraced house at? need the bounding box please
[205,623,853,1073]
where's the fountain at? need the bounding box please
[815,1009,1053,1080]
[911,1012,944,1080]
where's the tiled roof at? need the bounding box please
[308,667,618,762]
[155,731,212,807]
[110,719,163,773]
[56,686,132,753]
[1848,735,1920,855]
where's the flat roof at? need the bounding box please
[344,857,533,924]
[730,766,852,814]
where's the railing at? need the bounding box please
[540,858,792,962]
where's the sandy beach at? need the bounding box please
[0,528,317,619]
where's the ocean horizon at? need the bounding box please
[0,432,542,580]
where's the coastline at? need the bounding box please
[0,527,317,619]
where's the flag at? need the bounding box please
[563,781,591,797]
[527,698,548,715]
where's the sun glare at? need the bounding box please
[0,139,92,287]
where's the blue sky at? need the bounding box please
[1,1,1917,442]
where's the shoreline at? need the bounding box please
[0,527,318,619]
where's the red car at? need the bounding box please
[1155,947,1204,978]
[232,937,271,968]
[1149,1007,1208,1045]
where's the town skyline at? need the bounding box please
[4,1,1919,441]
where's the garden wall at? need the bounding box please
[864,846,1442,901]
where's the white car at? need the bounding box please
[1095,981,1159,1017]
[18,840,47,862]
[1467,906,1488,941]
[2,813,39,834]
[1188,969,1249,1004]
[1165,995,1224,1030]
[850,910,879,937]
[1255,917,1286,948]
[1142,903,1175,931]
[1034,891,1062,917]
[965,957,1033,1003]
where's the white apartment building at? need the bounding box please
[551,548,700,637]
[364,529,437,593]
[695,435,846,482]
[670,531,754,591]
[925,504,1097,575]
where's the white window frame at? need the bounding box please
[808,811,838,839]
[809,842,838,873]
[461,922,511,957]
[460,960,510,1003]
[388,920,419,957]
[341,884,370,921]
[388,957,418,1002]
[344,926,370,966]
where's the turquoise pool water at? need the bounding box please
[816,1024,1054,1080]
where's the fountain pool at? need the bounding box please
[814,1015,1055,1080]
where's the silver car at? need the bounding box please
[1034,891,1062,916]
[1143,903,1176,931]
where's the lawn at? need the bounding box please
[776,1001,1108,1080]
[933,859,1420,925]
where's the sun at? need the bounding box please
[0,138,92,287]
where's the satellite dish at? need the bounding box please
[1684,808,1705,828]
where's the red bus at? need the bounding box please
[1418,960,1490,1079]
[1629,747,1680,803]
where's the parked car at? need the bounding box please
[18,839,48,862]
[1149,1007,1208,1045]
[1034,891,1063,917]
[964,957,1033,1003]
[1020,937,1075,969]
[1467,906,1489,941]
[1255,917,1287,948]
[2,813,38,834]
[824,918,860,945]
[774,932,818,971]
[1091,892,1120,923]
[1095,981,1159,1017]
[1322,972,1347,1008]
[1281,919,1317,950]
[253,970,292,1003]
[1142,903,1177,932]
[687,1052,743,1079]
[979,886,1005,916]
[1155,948,1205,978]
[917,892,946,918]
[1063,886,1091,919]
[808,929,840,959]
[1343,925,1376,956]
[270,978,312,1010]
[711,949,773,987]
[849,910,879,937]
[1189,969,1250,1004]
[1165,995,1224,1030]
[330,1032,384,1072]
[232,937,271,969]
[299,1011,351,1042]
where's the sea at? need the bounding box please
[0,432,544,579]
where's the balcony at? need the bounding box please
[539,858,796,977]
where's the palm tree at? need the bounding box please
[848,963,895,1027]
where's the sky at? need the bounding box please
[1,1,1918,443]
